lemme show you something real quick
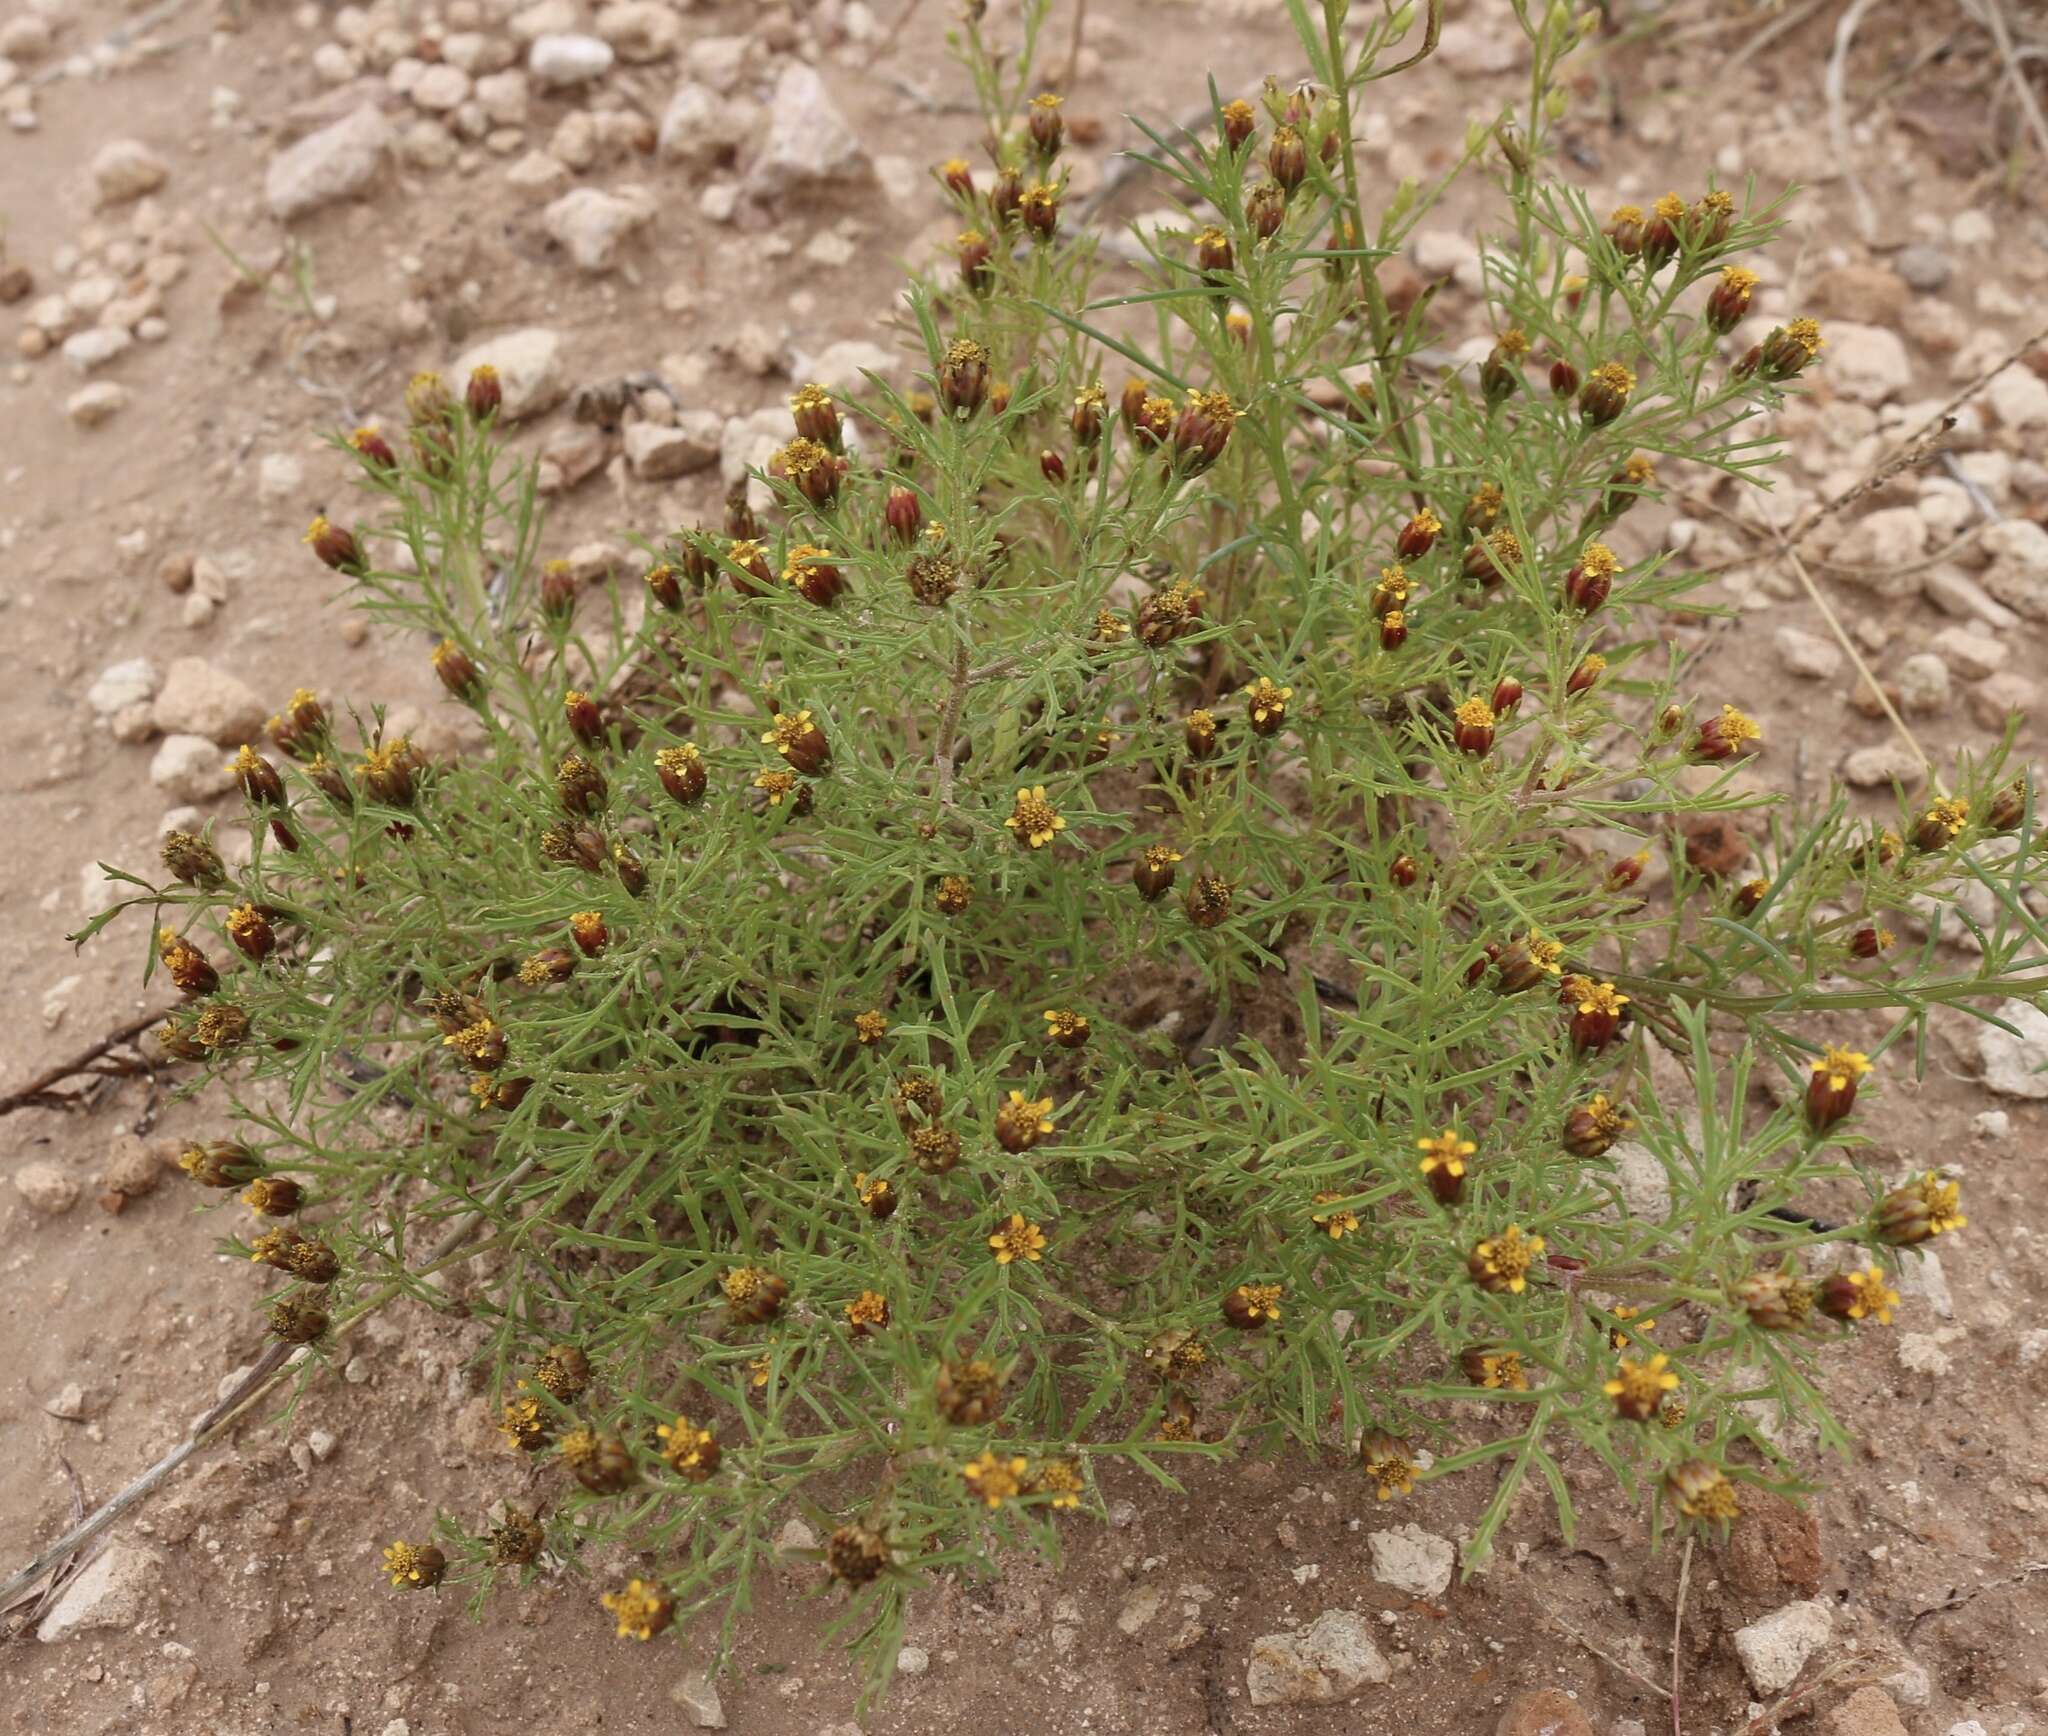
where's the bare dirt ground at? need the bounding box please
[3,0,2047,1732]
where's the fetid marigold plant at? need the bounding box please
[82,0,2048,1697]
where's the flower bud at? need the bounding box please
[230,746,287,807]
[1564,543,1619,611]
[539,560,577,619]
[1267,125,1306,193]
[1578,361,1636,427]
[1184,709,1219,760]
[784,544,845,607]
[1221,98,1256,150]
[1028,91,1065,159]
[1849,923,1894,960]
[1730,1268,1814,1331]
[938,338,991,416]
[939,156,974,198]
[1221,1282,1282,1330]
[885,485,923,543]
[1132,843,1183,900]
[251,1226,340,1284]
[1464,529,1522,588]
[268,1296,329,1345]
[1172,389,1237,472]
[564,1429,636,1495]
[790,382,841,449]
[1491,676,1523,717]
[303,516,361,573]
[1986,777,2029,832]
[1704,265,1757,334]
[158,927,218,997]
[723,1266,788,1324]
[989,166,1023,227]
[179,1139,259,1187]
[1562,1093,1630,1158]
[1453,696,1495,755]
[1640,192,1685,270]
[555,752,607,817]
[1479,329,1529,406]
[1874,1170,1966,1245]
[350,426,397,470]
[1246,182,1285,240]
[406,370,454,426]
[1818,1264,1898,1325]
[1548,356,1579,397]
[1693,703,1762,762]
[1019,182,1059,241]
[1370,564,1409,617]
[306,754,352,806]
[1039,447,1066,484]
[1691,188,1735,248]
[465,364,502,420]
[1070,382,1106,446]
[1196,226,1234,278]
[656,743,706,805]
[1379,609,1408,650]
[1132,393,1175,449]
[1805,1045,1871,1132]
[431,638,482,700]
[1567,653,1606,696]
[225,903,276,962]
[1569,981,1629,1053]
[1604,203,1644,257]
[762,708,830,776]
[1396,507,1442,559]
[1911,797,1969,852]
[1606,850,1648,891]
[1184,872,1233,929]
[725,539,773,597]
[1460,482,1504,538]
[1389,853,1420,888]
[906,548,960,606]
[1758,319,1824,380]
[571,910,609,957]
[243,1175,304,1217]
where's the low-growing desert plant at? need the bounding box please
[84,0,2046,1693]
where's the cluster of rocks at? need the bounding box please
[13,144,191,430]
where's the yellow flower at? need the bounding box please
[1812,1046,1872,1090]
[1042,1008,1091,1046]
[1470,1225,1544,1294]
[1004,784,1067,849]
[989,1212,1049,1265]
[1416,1127,1475,1182]
[962,1449,1030,1508]
[1360,1431,1417,1501]
[1032,1457,1085,1509]
[845,1290,890,1332]
[853,1009,888,1045]
[601,1578,674,1641]
[1311,1190,1359,1239]
[1243,676,1294,729]
[1603,1352,1681,1422]
[381,1540,445,1590]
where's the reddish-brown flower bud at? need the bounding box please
[465,364,502,420]
[989,166,1023,228]
[1567,653,1606,697]
[1453,696,1495,756]
[1459,529,1517,587]
[1578,361,1636,427]
[1849,923,1893,960]
[563,690,604,745]
[1134,578,1204,645]
[1986,778,2029,832]
[158,927,219,997]
[1132,393,1175,449]
[570,910,609,957]
[1027,90,1065,158]
[1184,709,1219,761]
[1396,507,1443,560]
[1039,447,1066,484]
[611,841,646,897]
[1184,871,1233,929]
[939,156,974,199]
[1267,125,1306,193]
[1693,703,1762,762]
[1480,329,1529,406]
[1569,980,1629,1053]
[790,382,841,449]
[1758,319,1823,380]
[1640,193,1684,270]
[1607,850,1649,892]
[1705,265,1758,334]
[1196,226,1234,278]
[955,225,994,292]
[554,751,607,816]
[1019,181,1059,242]
[1172,389,1237,472]
[539,560,577,618]
[784,544,845,607]
[725,539,773,596]
[1873,1170,1965,1246]
[522,946,577,985]
[1379,609,1408,651]
[350,426,398,470]
[303,516,360,573]
[1132,844,1183,900]
[230,745,287,807]
[1563,542,1619,612]
[885,486,922,543]
[1563,1093,1631,1158]
[431,638,481,699]
[906,548,959,606]
[1221,98,1256,151]
[1246,181,1285,240]
[1805,1046,1870,1133]
[1730,1269,1814,1332]
[938,338,991,416]
[1549,357,1580,397]
[655,743,706,806]
[762,707,830,776]
[1221,1282,1282,1330]
[1491,676,1524,717]
[1605,203,1645,257]
[1070,383,1105,445]
[1387,853,1419,889]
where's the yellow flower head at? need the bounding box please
[1042,1007,1091,1045]
[1243,677,1294,726]
[846,1290,890,1331]
[381,1540,445,1589]
[1590,360,1636,398]
[1361,1432,1417,1501]
[601,1578,674,1641]
[1921,797,1969,840]
[989,1211,1049,1265]
[1652,191,1686,222]
[1580,543,1620,579]
[1577,981,1629,1017]
[1603,1352,1681,1420]
[1497,326,1531,357]
[1032,1457,1085,1508]
[1416,1127,1475,1179]
[1782,317,1824,359]
[1311,1190,1360,1239]
[1004,784,1067,849]
[853,1008,888,1045]
[1720,264,1759,296]
[1472,1224,1545,1294]
[962,1449,1030,1508]
[1812,1046,1872,1090]
[1843,1264,1900,1323]
[1455,696,1496,730]
[1718,703,1762,746]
